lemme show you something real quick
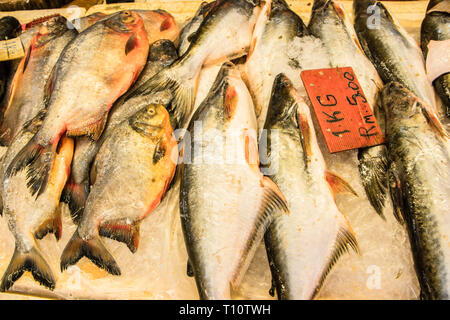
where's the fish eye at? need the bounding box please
[149,106,156,115]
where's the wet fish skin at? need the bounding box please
[0,16,21,118]
[0,110,74,291]
[382,81,450,299]
[71,12,108,32]
[421,8,450,117]
[138,0,262,129]
[178,1,215,56]
[60,104,177,275]
[0,16,78,146]
[309,0,387,217]
[262,74,358,300]
[63,39,177,224]
[5,11,150,198]
[180,62,288,299]
[243,0,329,132]
[354,0,437,111]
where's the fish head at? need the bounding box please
[105,10,145,34]
[137,10,179,42]
[381,82,423,120]
[264,74,300,129]
[130,104,172,139]
[34,16,72,47]
[148,39,178,63]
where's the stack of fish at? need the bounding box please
[0,0,448,300]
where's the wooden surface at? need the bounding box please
[0,0,430,300]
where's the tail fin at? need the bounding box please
[5,138,56,198]
[61,178,89,225]
[99,221,140,253]
[60,231,121,276]
[133,63,198,128]
[0,246,55,292]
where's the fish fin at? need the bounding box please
[420,100,449,140]
[67,116,107,141]
[160,17,173,32]
[186,259,194,277]
[358,145,388,218]
[152,139,167,165]
[61,178,89,225]
[134,65,197,128]
[22,44,32,74]
[34,205,62,241]
[296,106,313,159]
[5,138,56,198]
[388,162,405,224]
[325,171,358,197]
[269,277,276,297]
[224,83,238,120]
[313,223,359,298]
[0,246,55,292]
[99,220,140,253]
[125,33,138,56]
[231,176,289,289]
[60,232,121,275]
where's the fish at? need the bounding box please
[136,0,262,129]
[421,2,450,117]
[71,12,108,32]
[0,16,78,146]
[242,0,331,132]
[60,103,177,275]
[63,39,178,224]
[262,73,359,300]
[178,1,215,56]
[354,0,438,115]
[382,81,450,300]
[0,110,74,291]
[308,0,387,217]
[5,11,150,198]
[0,16,21,118]
[179,62,289,299]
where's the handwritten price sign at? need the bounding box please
[300,67,384,153]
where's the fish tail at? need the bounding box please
[61,178,89,224]
[357,145,388,218]
[0,246,55,292]
[60,231,121,276]
[5,137,56,198]
[34,205,63,241]
[137,64,197,128]
[99,221,140,253]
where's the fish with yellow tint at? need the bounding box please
[0,109,74,292]
[60,104,177,275]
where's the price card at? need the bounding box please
[0,37,24,61]
[300,67,384,153]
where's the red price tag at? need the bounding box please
[300,67,384,153]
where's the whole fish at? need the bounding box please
[60,104,177,275]
[308,0,387,217]
[421,1,450,117]
[0,16,77,146]
[382,82,450,300]
[5,11,150,198]
[178,1,215,56]
[0,110,74,291]
[180,62,288,299]
[243,0,331,132]
[0,16,21,116]
[63,39,178,223]
[137,0,262,129]
[262,74,358,300]
[354,0,437,114]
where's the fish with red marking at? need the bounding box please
[0,16,77,146]
[5,10,149,198]
[0,110,74,292]
[60,104,177,275]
